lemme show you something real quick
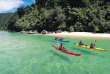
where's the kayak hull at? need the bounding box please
[56,40,70,42]
[74,43,109,52]
[53,39,70,42]
[52,45,82,56]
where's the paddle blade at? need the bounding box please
[57,43,59,44]
[95,40,97,43]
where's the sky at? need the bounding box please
[0,0,35,13]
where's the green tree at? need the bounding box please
[69,26,74,32]
[17,6,25,18]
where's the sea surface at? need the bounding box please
[0,31,110,74]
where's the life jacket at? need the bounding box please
[60,38,63,41]
[55,37,58,40]
[59,46,64,49]
[90,44,95,48]
[79,42,83,45]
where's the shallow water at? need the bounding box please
[0,31,110,74]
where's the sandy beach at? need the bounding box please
[45,32,110,38]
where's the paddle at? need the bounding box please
[92,40,97,51]
[55,39,60,45]
[86,40,97,47]
[95,40,97,43]
[57,42,60,45]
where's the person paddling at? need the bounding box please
[59,43,67,51]
[59,37,63,41]
[79,41,84,45]
[55,37,59,40]
[90,43,95,48]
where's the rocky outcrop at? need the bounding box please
[41,30,48,34]
[20,30,38,34]
[33,30,38,34]
[20,31,26,33]
[56,29,62,33]
[28,30,34,34]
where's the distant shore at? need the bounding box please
[45,32,110,38]
[1,30,110,38]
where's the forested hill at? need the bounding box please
[1,0,110,33]
[0,13,13,30]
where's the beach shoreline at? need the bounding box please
[44,32,110,38]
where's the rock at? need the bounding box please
[20,31,25,33]
[33,30,38,34]
[48,32,51,34]
[20,30,38,34]
[52,32,55,33]
[107,31,110,34]
[28,30,34,34]
[41,30,48,34]
[56,29,62,33]
[20,31,28,34]
[25,31,29,34]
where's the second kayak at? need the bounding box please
[74,43,109,52]
[52,45,82,56]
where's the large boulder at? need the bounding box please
[56,29,62,33]
[41,30,48,34]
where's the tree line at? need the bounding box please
[0,0,110,33]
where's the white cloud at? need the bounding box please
[0,0,24,13]
[33,0,35,2]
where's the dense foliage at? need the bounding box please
[1,0,110,32]
[0,13,13,30]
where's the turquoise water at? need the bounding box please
[0,31,110,74]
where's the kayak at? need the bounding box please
[52,45,82,56]
[53,39,70,42]
[74,43,109,52]
[56,39,70,42]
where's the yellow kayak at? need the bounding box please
[74,43,109,52]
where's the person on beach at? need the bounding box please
[59,37,63,41]
[59,43,67,51]
[90,43,95,48]
[55,37,59,40]
[79,41,84,45]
